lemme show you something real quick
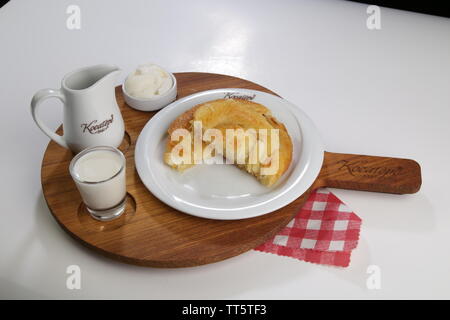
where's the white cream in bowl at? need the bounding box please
[124,63,173,99]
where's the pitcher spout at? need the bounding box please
[62,64,121,92]
[94,65,121,89]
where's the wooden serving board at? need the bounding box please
[41,72,422,268]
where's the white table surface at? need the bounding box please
[1,0,449,299]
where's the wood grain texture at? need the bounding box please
[41,72,422,268]
[41,72,312,268]
[314,152,422,194]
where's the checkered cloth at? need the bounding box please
[254,188,362,267]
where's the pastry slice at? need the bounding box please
[164,98,293,187]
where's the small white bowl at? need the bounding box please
[122,72,177,111]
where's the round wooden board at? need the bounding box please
[41,72,313,268]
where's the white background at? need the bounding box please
[1,0,449,299]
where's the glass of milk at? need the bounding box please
[69,146,126,221]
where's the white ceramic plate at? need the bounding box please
[135,89,324,220]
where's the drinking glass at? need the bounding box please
[69,146,126,221]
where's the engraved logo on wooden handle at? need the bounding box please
[337,160,403,178]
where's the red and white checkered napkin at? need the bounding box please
[254,188,362,267]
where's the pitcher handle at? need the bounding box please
[31,88,69,149]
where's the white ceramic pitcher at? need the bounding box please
[31,64,125,153]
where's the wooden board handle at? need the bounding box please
[315,152,422,194]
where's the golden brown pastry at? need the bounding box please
[164,98,293,187]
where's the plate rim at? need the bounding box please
[135,88,324,220]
